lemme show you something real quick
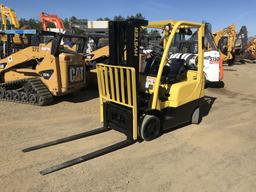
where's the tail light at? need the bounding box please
[219,54,223,81]
[64,55,72,62]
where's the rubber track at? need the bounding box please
[0,78,53,106]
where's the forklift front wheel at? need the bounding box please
[139,115,161,141]
[191,107,202,124]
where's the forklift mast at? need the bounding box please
[97,19,149,140]
[109,19,148,73]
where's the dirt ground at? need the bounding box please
[0,63,256,192]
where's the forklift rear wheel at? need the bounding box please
[191,107,202,124]
[140,115,160,141]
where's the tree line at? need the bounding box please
[19,13,145,30]
[19,13,161,38]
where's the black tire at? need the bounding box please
[13,91,21,101]
[29,94,37,104]
[21,92,28,103]
[191,107,202,124]
[5,90,13,100]
[139,115,161,141]
[0,87,5,99]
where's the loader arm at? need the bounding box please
[0,4,20,29]
[0,44,51,74]
[213,24,236,62]
[246,38,256,60]
[236,26,248,50]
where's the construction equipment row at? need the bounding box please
[0,3,255,176]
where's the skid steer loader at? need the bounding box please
[0,30,87,105]
[23,19,206,175]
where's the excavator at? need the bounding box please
[245,38,256,60]
[0,4,25,46]
[0,30,87,105]
[213,24,248,65]
[40,12,65,32]
[0,4,19,29]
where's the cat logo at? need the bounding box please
[68,66,84,83]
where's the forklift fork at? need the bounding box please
[40,139,133,175]
[22,127,109,152]
[22,127,134,175]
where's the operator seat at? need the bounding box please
[162,58,187,84]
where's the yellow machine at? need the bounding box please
[213,24,236,63]
[245,38,256,60]
[97,20,205,140]
[0,31,87,105]
[23,19,206,175]
[213,24,248,64]
[0,4,25,44]
[0,4,19,29]
[84,45,109,65]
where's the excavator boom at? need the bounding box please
[213,24,236,62]
[0,4,20,29]
[40,12,65,31]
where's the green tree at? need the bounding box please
[19,18,42,30]
[113,15,125,21]
[127,13,145,20]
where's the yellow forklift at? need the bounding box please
[23,19,206,175]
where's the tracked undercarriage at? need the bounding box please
[0,78,53,106]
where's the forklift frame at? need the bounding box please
[23,19,205,175]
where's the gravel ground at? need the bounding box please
[0,63,256,192]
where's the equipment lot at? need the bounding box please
[0,63,256,192]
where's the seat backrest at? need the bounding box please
[162,58,187,84]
